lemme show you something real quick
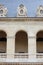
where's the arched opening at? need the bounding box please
[15,30,28,53]
[0,30,7,53]
[36,31,43,53]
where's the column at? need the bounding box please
[29,36,36,59]
[7,34,15,59]
[28,31,36,59]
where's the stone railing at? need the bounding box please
[36,53,43,58]
[0,53,28,58]
[0,53,7,58]
[14,53,28,58]
[0,53,43,59]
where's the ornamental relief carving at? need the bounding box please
[0,4,8,17]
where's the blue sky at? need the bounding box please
[0,0,43,17]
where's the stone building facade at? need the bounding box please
[0,18,43,65]
[0,4,43,65]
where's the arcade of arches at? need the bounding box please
[0,30,43,54]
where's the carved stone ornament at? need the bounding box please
[0,4,8,17]
[36,5,43,17]
[17,4,27,17]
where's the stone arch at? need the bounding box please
[36,30,43,53]
[0,30,7,53]
[15,30,28,53]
